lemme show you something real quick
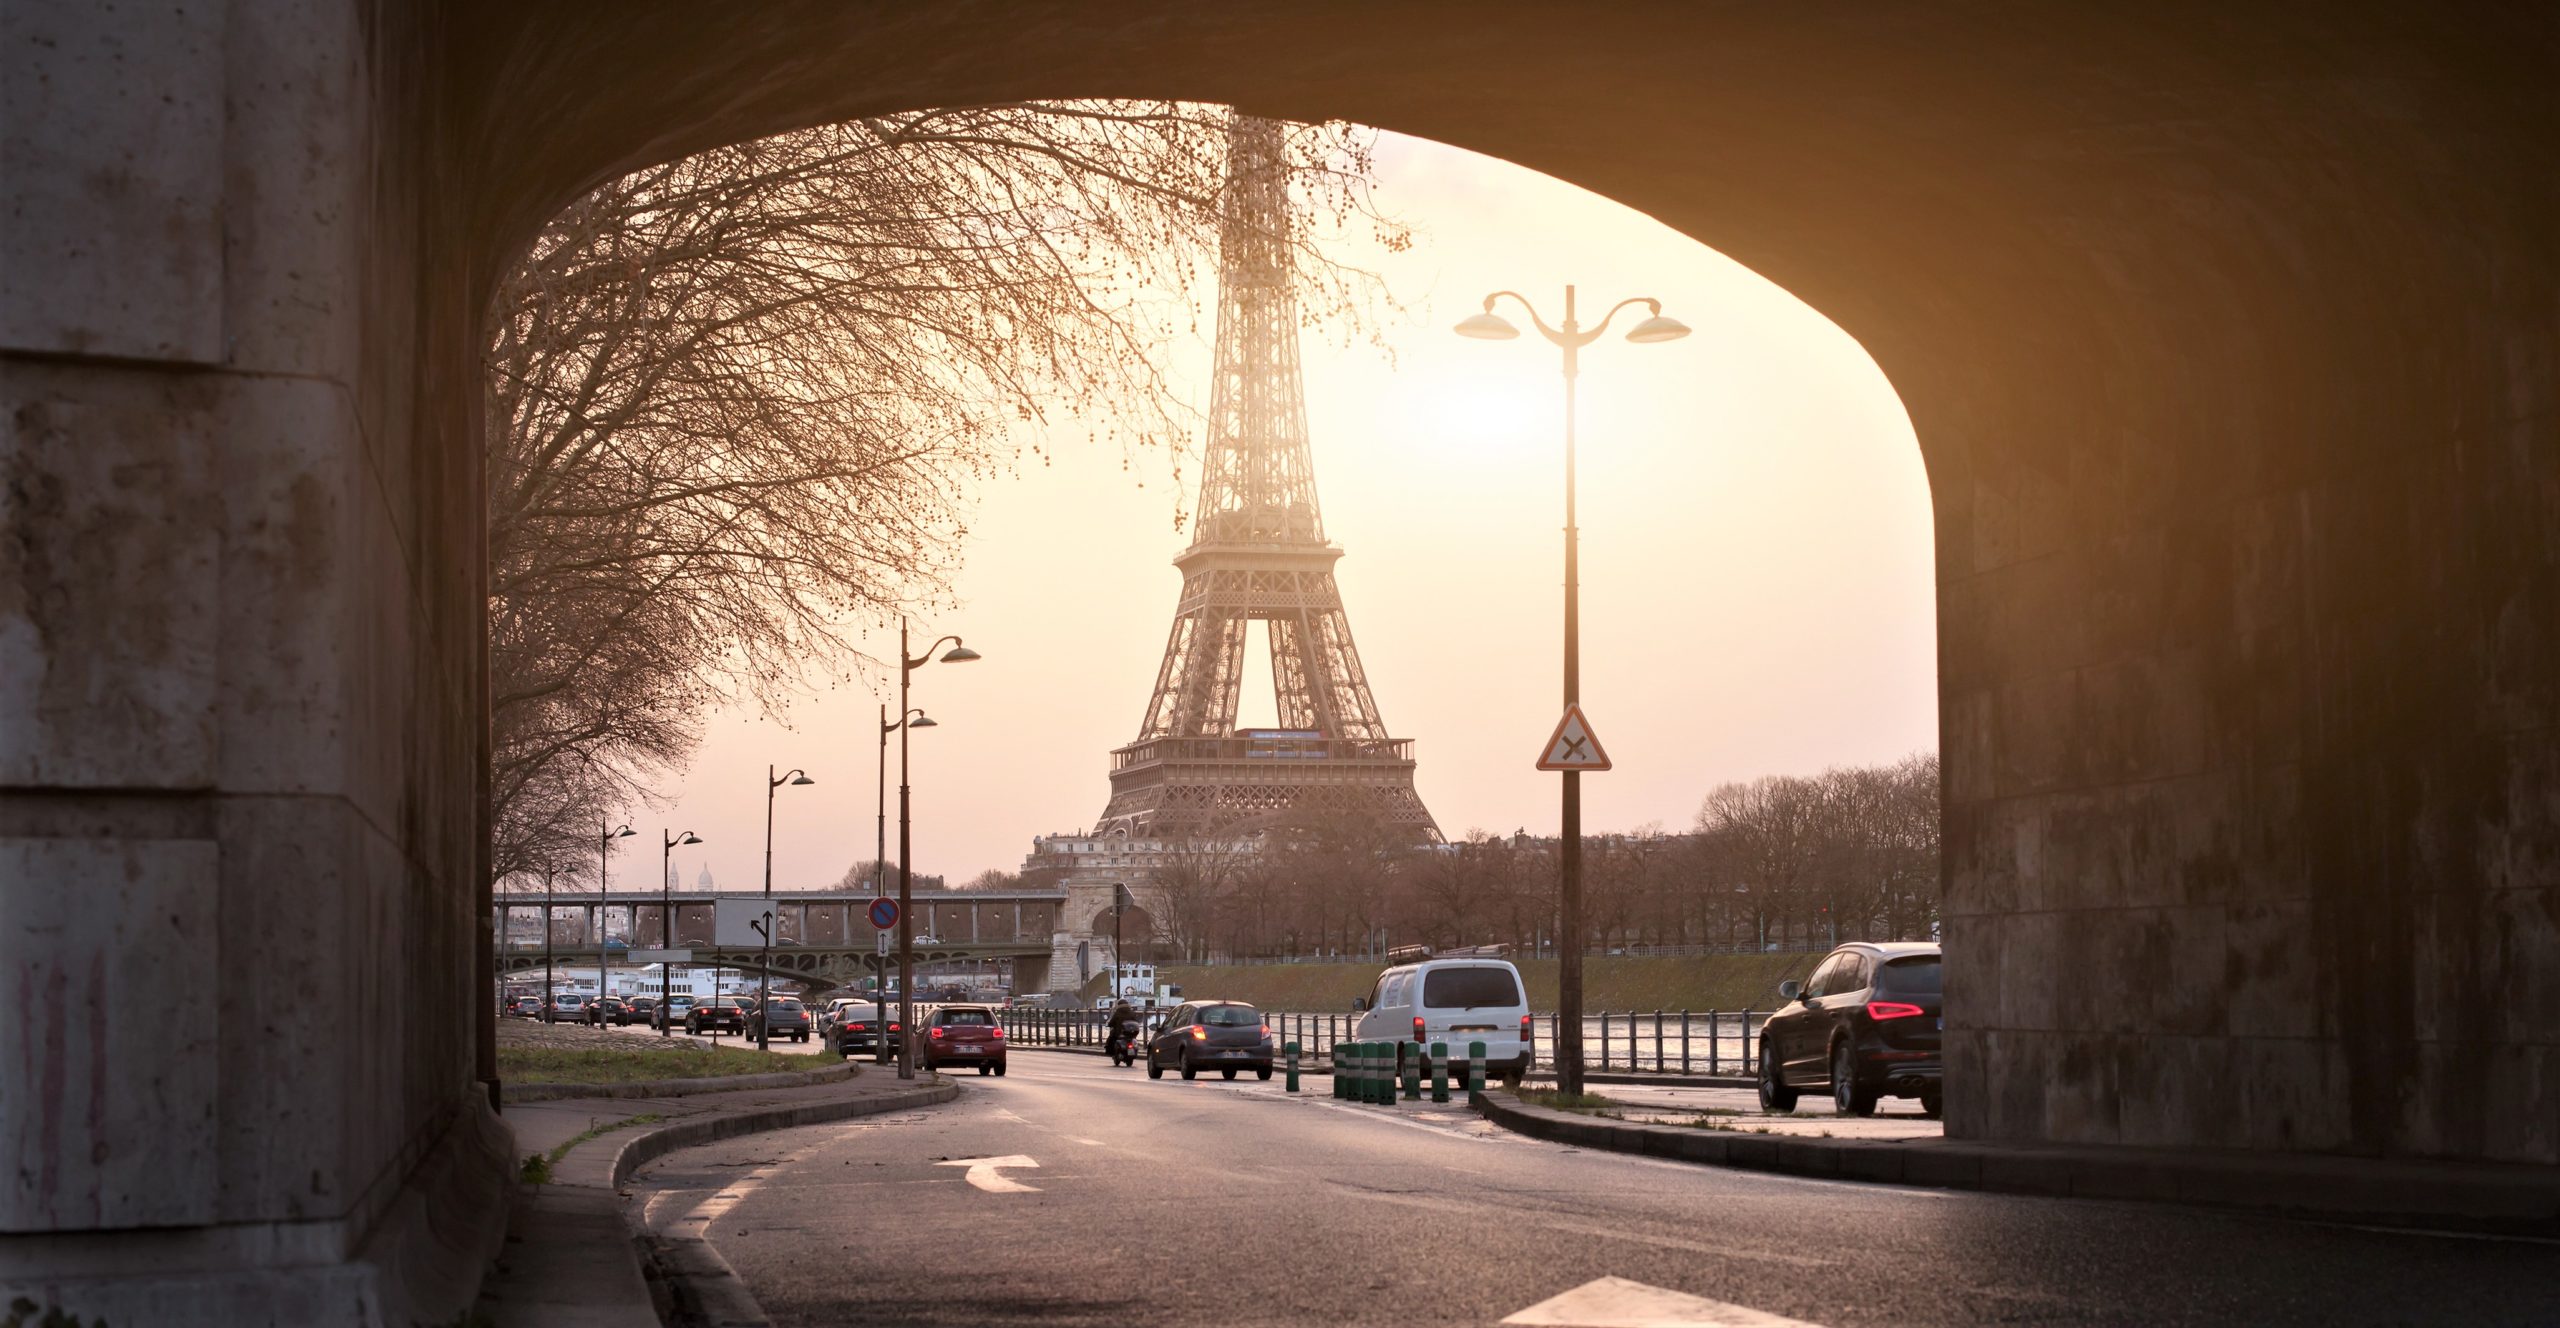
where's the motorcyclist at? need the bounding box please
[1106,999,1140,1064]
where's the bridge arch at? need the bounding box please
[9,8,2552,1321]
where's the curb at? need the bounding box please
[502,1060,855,1103]
[607,1077,961,1189]
[1470,1090,2560,1235]
[1530,1071,1756,1090]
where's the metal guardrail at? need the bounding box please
[996,1007,1771,1075]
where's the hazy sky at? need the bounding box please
[611,130,1935,893]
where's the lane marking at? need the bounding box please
[1503,1276,1828,1327]
[937,1154,1042,1193]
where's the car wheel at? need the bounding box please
[978,1064,991,1076]
[994,1063,1006,1077]
[1180,1052,1198,1081]
[1758,1039,1799,1112]
[1257,1068,1273,1081]
[1146,1049,1164,1080]
[1832,1040,1879,1117]
[1221,1067,1237,1080]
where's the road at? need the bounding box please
[627,1051,2560,1327]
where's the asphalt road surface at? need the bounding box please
[628,1051,2560,1327]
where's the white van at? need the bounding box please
[1351,956,1533,1086]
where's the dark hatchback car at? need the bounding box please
[1758,942,1942,1118]
[1145,1001,1274,1082]
[831,1011,901,1058]
[626,996,657,1026]
[749,997,812,1043]
[919,1005,1007,1075]
[586,996,633,1026]
[688,996,750,1035]
[503,995,540,1018]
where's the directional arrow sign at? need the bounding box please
[1535,703,1613,771]
[1502,1276,1825,1327]
[936,1154,1041,1193]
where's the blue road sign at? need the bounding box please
[868,897,900,930]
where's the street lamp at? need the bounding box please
[1457,284,1688,1094]
[876,706,931,1064]
[759,766,816,1050]
[541,864,559,1017]
[597,823,634,1024]
[897,618,980,1079]
[660,828,700,1036]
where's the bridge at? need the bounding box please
[496,890,1067,993]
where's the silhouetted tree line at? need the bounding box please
[1146,752,1940,963]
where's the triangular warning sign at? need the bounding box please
[1535,703,1613,771]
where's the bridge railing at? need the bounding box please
[997,1007,1774,1075]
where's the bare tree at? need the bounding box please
[485,105,1401,881]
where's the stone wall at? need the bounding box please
[1,0,509,1320]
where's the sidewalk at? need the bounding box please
[477,1067,961,1326]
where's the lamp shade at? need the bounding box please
[1624,314,1691,344]
[1454,311,1520,340]
[941,645,982,663]
[908,714,940,729]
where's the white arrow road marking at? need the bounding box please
[1502,1276,1827,1328]
[936,1154,1041,1193]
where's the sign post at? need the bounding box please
[869,898,899,1065]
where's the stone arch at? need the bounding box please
[438,7,2552,1166]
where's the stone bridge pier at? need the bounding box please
[3,3,2551,1322]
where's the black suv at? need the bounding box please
[1758,942,1942,1118]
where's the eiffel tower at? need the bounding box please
[1096,115,1439,842]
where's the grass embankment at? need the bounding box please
[1160,952,1817,1012]
[496,1045,814,1086]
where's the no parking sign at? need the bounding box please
[867,896,900,930]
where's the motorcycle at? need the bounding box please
[1107,1019,1143,1067]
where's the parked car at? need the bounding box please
[918,1005,1007,1075]
[748,996,812,1043]
[1349,955,1532,1088]
[687,996,750,1035]
[503,995,541,1018]
[653,995,697,1030]
[626,996,657,1026]
[1144,1001,1274,1082]
[1758,941,1943,1118]
[543,994,586,1024]
[585,996,633,1027]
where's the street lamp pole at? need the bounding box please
[760,766,814,1050]
[896,617,980,1080]
[1458,285,1687,1095]
[877,705,927,1064]
[542,864,555,1017]
[660,827,698,1036]
[598,821,634,1023]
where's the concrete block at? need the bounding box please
[0,0,224,362]
[2225,899,2321,1040]
[1769,1137,1839,1178]
[0,370,223,788]
[216,0,367,380]
[2115,1035,2228,1149]
[1832,1142,1906,1184]
[2229,1037,2349,1153]
[1898,1143,1983,1190]
[0,836,219,1229]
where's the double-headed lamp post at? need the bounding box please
[598,822,634,1019]
[897,619,981,1079]
[1457,285,1688,1095]
[661,828,701,1036]
[877,705,932,1064]
[759,766,816,1049]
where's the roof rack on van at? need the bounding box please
[1437,943,1512,959]
[1384,944,1434,964]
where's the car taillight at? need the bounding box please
[1257,1024,1271,1040]
[1189,1026,1207,1041]
[1866,1000,1926,1020]
[1521,1014,1534,1042]
[1413,1016,1426,1041]
[988,1027,1003,1039]
[930,1027,945,1039]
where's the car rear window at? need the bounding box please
[1422,966,1521,1009]
[1877,957,1942,995]
[942,1009,993,1025]
[1200,1004,1260,1027]
[774,999,803,1011]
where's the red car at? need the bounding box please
[919,1005,1007,1076]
